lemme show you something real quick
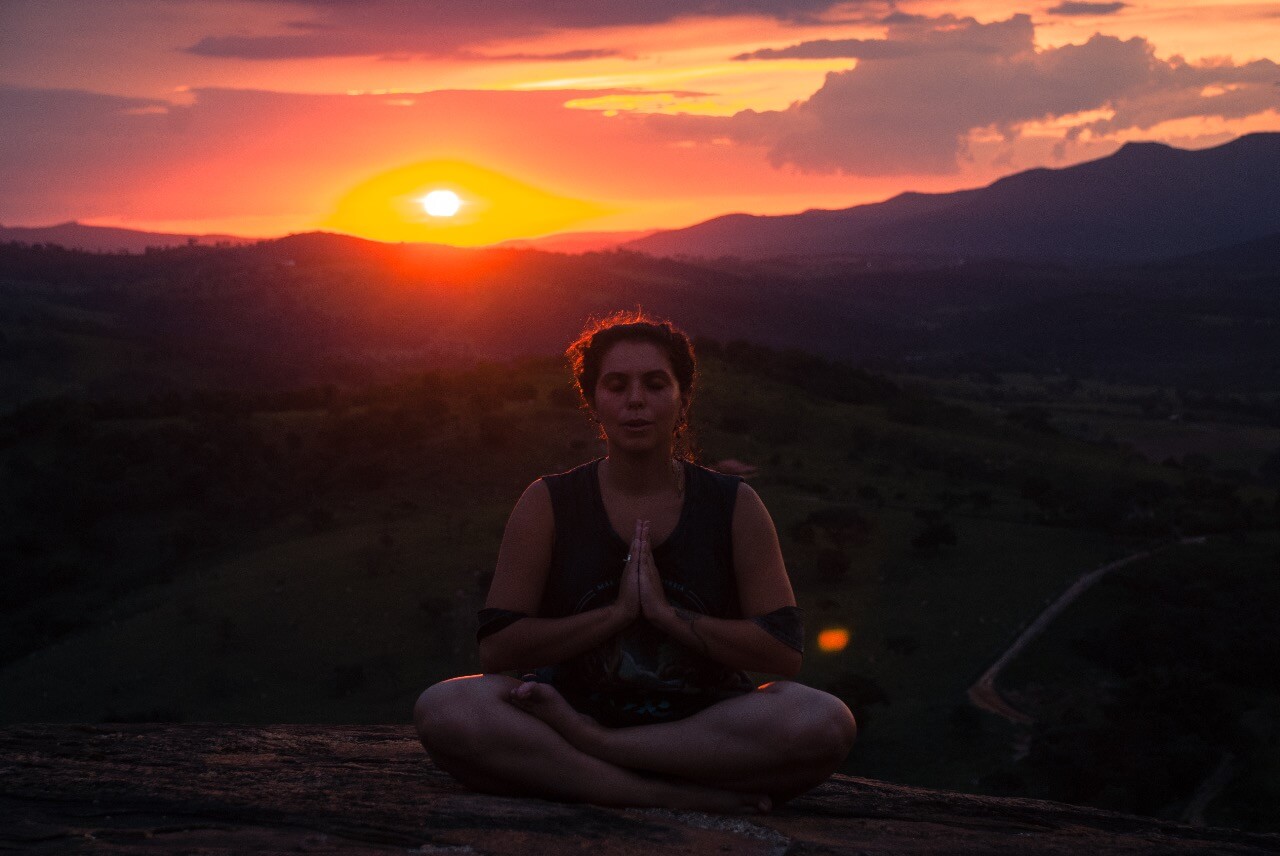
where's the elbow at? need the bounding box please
[759,647,802,678]
[479,637,529,675]
[477,640,506,674]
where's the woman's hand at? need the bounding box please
[637,520,673,622]
[612,520,643,625]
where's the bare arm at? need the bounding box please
[478,480,638,673]
[645,484,803,677]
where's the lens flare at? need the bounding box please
[817,627,850,653]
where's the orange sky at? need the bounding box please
[1,0,1278,245]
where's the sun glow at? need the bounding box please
[322,160,612,246]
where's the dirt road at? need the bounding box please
[966,537,1203,724]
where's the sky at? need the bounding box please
[2,0,1278,245]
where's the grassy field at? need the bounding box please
[911,371,1280,477]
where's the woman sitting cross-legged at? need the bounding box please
[413,312,857,813]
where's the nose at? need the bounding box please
[625,380,645,406]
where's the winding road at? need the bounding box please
[966,536,1205,725]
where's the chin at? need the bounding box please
[608,437,669,456]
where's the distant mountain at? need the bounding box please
[1160,230,1280,274]
[0,222,252,253]
[0,221,659,257]
[496,229,657,253]
[625,133,1280,263]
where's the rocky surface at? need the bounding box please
[2,724,1277,854]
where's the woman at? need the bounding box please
[414,313,856,813]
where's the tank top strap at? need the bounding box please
[540,458,606,550]
[675,460,742,557]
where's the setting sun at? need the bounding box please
[322,160,612,246]
[422,190,462,218]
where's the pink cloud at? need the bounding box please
[651,14,1280,175]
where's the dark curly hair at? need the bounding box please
[565,310,698,459]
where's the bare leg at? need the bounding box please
[508,680,856,801]
[414,674,770,813]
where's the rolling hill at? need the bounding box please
[0,222,252,253]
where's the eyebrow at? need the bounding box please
[600,369,673,380]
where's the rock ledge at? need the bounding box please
[2,724,1277,854]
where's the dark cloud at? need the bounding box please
[460,49,623,62]
[1047,2,1128,16]
[734,13,1027,60]
[185,0,849,60]
[188,34,356,60]
[187,32,622,62]
[650,14,1280,175]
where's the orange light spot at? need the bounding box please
[817,627,850,653]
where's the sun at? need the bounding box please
[421,189,462,218]
[323,160,612,246]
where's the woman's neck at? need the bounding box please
[602,447,678,497]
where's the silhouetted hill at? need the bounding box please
[497,229,657,253]
[0,222,252,253]
[625,133,1280,263]
[4,231,1280,403]
[1160,230,1280,274]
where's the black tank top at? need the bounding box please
[536,457,754,706]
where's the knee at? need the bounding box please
[413,675,497,755]
[777,684,857,764]
[412,682,450,751]
[826,695,858,758]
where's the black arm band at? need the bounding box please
[750,606,805,653]
[476,608,529,643]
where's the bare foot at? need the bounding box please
[663,786,772,815]
[507,682,601,750]
[507,683,769,815]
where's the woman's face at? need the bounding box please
[592,339,686,455]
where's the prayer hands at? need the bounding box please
[615,520,671,625]
[635,520,670,622]
[614,520,643,623]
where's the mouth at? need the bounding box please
[621,420,653,429]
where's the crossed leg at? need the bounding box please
[414,674,767,812]
[508,679,856,801]
[413,674,855,812]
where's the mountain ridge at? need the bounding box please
[624,133,1280,263]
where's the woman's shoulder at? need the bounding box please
[684,460,746,507]
[536,458,603,514]
[539,457,601,488]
